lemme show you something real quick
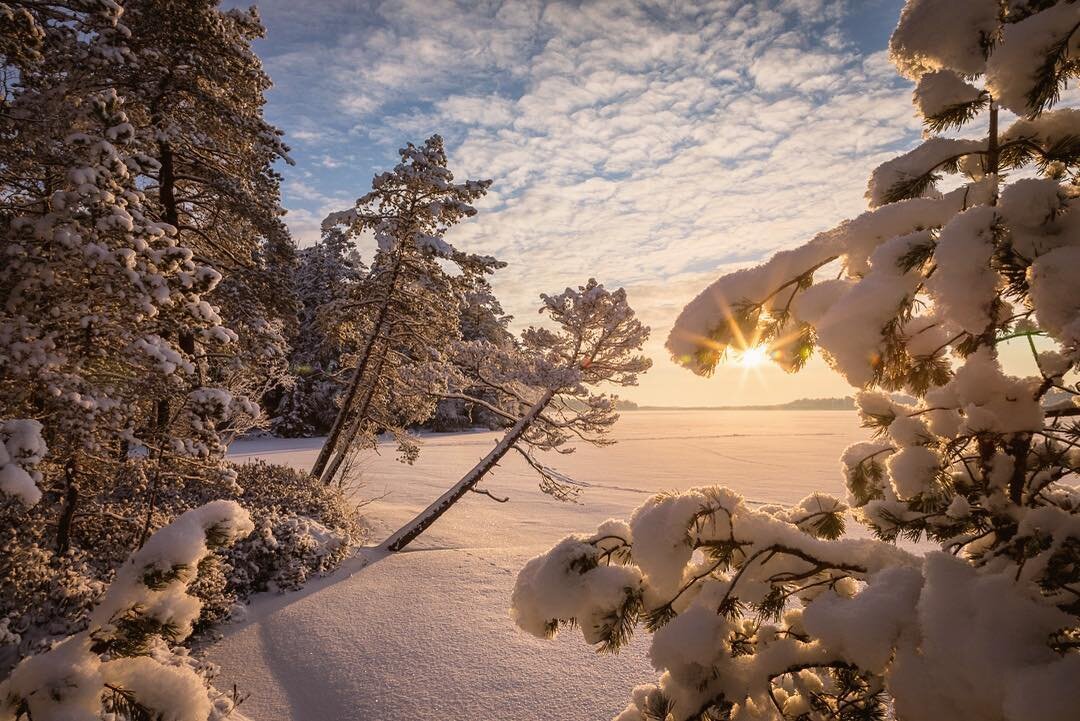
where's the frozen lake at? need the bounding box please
[213,410,868,721]
[230,409,865,549]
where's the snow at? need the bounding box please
[889,0,999,78]
[102,656,211,721]
[0,463,40,508]
[2,636,104,721]
[999,178,1066,233]
[886,445,941,500]
[801,565,924,672]
[814,231,927,386]
[985,2,1080,115]
[1028,246,1080,351]
[94,501,254,639]
[890,552,1079,721]
[514,541,642,646]
[913,70,984,121]
[628,491,708,599]
[206,410,870,721]
[1004,108,1080,154]
[666,182,995,377]
[666,236,842,370]
[948,349,1044,434]
[1,502,254,721]
[925,205,1001,335]
[865,137,984,208]
[0,419,46,507]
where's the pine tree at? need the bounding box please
[513,2,1080,719]
[309,135,503,485]
[115,0,296,411]
[0,1,260,554]
[0,78,253,546]
[428,269,516,431]
[271,228,366,437]
[382,279,651,551]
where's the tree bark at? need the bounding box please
[55,461,79,554]
[158,139,179,227]
[381,388,557,552]
[986,101,999,178]
[310,260,401,479]
[320,342,389,485]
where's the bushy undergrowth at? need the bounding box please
[204,462,362,624]
[0,461,362,673]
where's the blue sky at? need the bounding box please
[245,0,936,406]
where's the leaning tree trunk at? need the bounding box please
[319,343,389,485]
[380,388,557,552]
[310,262,401,479]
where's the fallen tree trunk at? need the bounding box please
[380,388,556,552]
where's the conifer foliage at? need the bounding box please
[0,2,347,702]
[309,135,504,485]
[383,279,651,551]
[1,49,256,554]
[271,229,365,437]
[0,501,254,721]
[114,0,297,407]
[513,2,1080,720]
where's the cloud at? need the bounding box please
[252,0,921,405]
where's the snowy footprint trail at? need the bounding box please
[209,411,863,720]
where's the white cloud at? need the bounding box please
[255,0,922,405]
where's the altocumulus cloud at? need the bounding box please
[251,0,927,406]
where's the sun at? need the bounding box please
[736,345,771,368]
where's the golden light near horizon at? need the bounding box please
[736,344,771,368]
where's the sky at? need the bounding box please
[242,0,981,406]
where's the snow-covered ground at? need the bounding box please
[209,410,865,720]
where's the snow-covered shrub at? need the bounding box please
[0,460,360,668]
[0,501,253,721]
[216,462,361,602]
[515,2,1080,720]
[0,539,105,674]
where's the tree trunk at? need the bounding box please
[311,262,401,479]
[55,461,79,554]
[320,342,389,485]
[157,139,179,227]
[986,101,999,178]
[381,388,557,552]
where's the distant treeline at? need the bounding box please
[629,397,856,411]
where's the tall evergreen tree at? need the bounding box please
[310,135,503,485]
[0,0,288,559]
[428,267,517,431]
[0,79,252,551]
[115,0,296,407]
[272,228,365,437]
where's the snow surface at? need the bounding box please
[208,410,868,720]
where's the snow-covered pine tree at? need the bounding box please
[1,5,256,558]
[512,2,1080,720]
[271,228,366,437]
[0,501,254,720]
[115,0,296,413]
[0,1,129,214]
[382,279,651,551]
[310,135,504,485]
